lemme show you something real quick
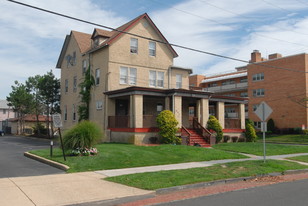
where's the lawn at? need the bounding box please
[258,134,308,144]
[287,155,308,163]
[213,142,308,156]
[30,143,247,173]
[106,160,308,190]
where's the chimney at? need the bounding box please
[268,53,282,60]
[251,50,262,63]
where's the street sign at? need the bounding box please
[52,114,63,128]
[254,101,272,121]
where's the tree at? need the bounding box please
[6,81,34,135]
[26,75,45,135]
[156,110,180,144]
[245,119,257,142]
[207,115,223,143]
[38,70,60,138]
[78,67,95,121]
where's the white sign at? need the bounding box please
[52,114,63,128]
[254,101,273,121]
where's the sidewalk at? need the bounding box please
[2,153,308,206]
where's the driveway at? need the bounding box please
[0,135,64,178]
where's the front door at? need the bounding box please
[116,99,129,116]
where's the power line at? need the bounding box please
[7,0,308,74]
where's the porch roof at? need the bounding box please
[104,86,213,99]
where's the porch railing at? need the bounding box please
[225,119,241,129]
[181,126,191,145]
[108,116,130,128]
[192,118,215,145]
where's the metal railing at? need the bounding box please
[181,126,191,145]
[203,82,248,93]
[192,118,215,145]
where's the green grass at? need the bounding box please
[106,160,308,190]
[287,155,308,163]
[258,134,308,144]
[30,143,247,173]
[213,142,308,156]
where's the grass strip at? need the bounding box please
[106,160,308,190]
[30,143,247,173]
[258,134,308,144]
[213,142,308,156]
[287,155,308,163]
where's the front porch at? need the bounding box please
[104,87,247,145]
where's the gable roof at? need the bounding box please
[56,13,178,68]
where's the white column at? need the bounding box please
[200,98,209,128]
[239,103,245,129]
[216,102,225,129]
[130,94,143,128]
[174,96,182,128]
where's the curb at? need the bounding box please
[24,152,69,171]
[156,169,308,194]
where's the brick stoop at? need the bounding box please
[187,129,211,148]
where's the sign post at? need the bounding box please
[254,101,272,163]
[52,114,66,161]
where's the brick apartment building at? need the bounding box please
[190,50,308,131]
[56,13,246,145]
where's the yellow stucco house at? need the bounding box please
[56,13,246,145]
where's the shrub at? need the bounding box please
[245,120,257,142]
[156,110,180,144]
[267,118,275,133]
[207,115,223,143]
[63,121,103,151]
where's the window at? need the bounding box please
[157,72,164,87]
[120,67,136,85]
[253,104,259,111]
[96,101,103,110]
[176,74,182,89]
[72,104,76,121]
[95,69,100,85]
[208,82,218,88]
[224,93,236,97]
[149,71,164,88]
[222,79,235,86]
[240,78,247,83]
[225,107,236,113]
[240,92,248,97]
[149,41,156,56]
[252,73,264,81]
[157,103,163,112]
[3,109,6,114]
[254,121,261,129]
[64,105,67,121]
[73,76,77,92]
[253,88,265,97]
[130,38,138,54]
[82,60,87,75]
[149,71,157,87]
[65,79,68,93]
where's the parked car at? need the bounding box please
[0,130,4,136]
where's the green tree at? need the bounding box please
[245,119,257,142]
[38,70,60,138]
[156,110,180,144]
[26,75,45,135]
[6,81,35,135]
[207,115,223,143]
[78,66,95,121]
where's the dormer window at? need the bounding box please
[94,38,99,46]
[130,38,138,54]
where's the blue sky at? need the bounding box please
[1,0,308,99]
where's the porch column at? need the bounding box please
[174,96,182,128]
[196,100,201,122]
[216,101,225,129]
[239,103,245,129]
[130,94,143,128]
[165,97,170,111]
[200,98,209,128]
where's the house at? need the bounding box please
[56,13,246,145]
[0,99,16,133]
[8,114,51,135]
[190,50,308,132]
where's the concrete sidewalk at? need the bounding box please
[2,153,308,206]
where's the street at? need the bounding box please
[0,135,64,178]
[157,178,308,206]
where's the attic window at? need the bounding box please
[94,38,99,46]
[130,38,138,54]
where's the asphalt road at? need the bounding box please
[158,179,308,206]
[0,135,64,178]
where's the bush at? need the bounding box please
[267,119,275,133]
[63,121,103,151]
[207,115,223,143]
[156,110,180,144]
[245,120,257,142]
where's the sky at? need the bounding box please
[1,0,308,99]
